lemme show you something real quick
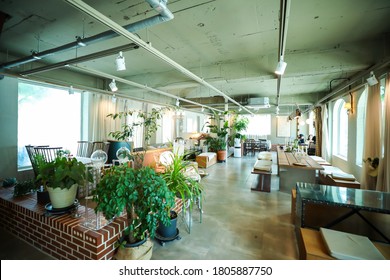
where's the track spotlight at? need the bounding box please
[112,94,117,103]
[201,107,205,112]
[176,99,180,107]
[68,85,74,95]
[275,106,280,115]
[238,107,242,112]
[76,36,87,47]
[109,79,118,92]
[366,71,378,86]
[275,60,287,75]
[115,51,126,71]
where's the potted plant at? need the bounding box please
[36,153,89,208]
[93,164,175,259]
[207,120,229,162]
[107,107,169,165]
[159,152,203,238]
[232,115,249,146]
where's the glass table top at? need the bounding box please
[296,182,390,214]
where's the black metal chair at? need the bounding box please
[34,146,63,163]
[25,145,49,177]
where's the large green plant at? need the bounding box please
[160,152,203,209]
[107,107,168,144]
[232,115,249,139]
[93,165,175,244]
[206,120,229,151]
[36,155,89,190]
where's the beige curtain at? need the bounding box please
[376,75,390,192]
[86,93,127,142]
[361,83,382,190]
[314,106,322,157]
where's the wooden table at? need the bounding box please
[277,146,324,192]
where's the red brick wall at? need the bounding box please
[0,188,185,259]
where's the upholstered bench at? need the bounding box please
[251,159,272,192]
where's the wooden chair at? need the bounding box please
[76,141,93,157]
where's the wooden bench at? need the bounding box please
[251,168,271,192]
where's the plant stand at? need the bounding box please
[154,229,181,246]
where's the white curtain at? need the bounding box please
[376,75,390,192]
[321,104,331,162]
[361,83,382,190]
[86,93,127,142]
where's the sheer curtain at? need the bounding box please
[361,83,382,190]
[321,104,331,162]
[85,92,127,142]
[314,106,322,157]
[376,75,390,192]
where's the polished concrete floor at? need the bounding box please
[0,152,299,260]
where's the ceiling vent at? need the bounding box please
[247,97,271,109]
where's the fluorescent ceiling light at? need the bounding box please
[275,60,287,75]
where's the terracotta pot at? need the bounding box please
[217,150,227,162]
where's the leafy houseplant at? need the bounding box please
[107,106,170,166]
[207,120,229,161]
[36,154,89,208]
[159,152,203,238]
[93,164,175,259]
[232,115,249,143]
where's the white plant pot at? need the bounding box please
[47,184,78,208]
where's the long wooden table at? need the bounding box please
[277,146,324,192]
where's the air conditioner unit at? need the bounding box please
[247,97,271,109]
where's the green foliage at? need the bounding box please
[93,165,175,244]
[107,107,169,143]
[36,155,89,190]
[206,120,229,151]
[13,179,38,197]
[231,115,249,139]
[160,152,203,210]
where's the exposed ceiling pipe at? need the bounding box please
[0,0,173,70]
[69,64,224,113]
[64,0,252,115]
[20,43,139,76]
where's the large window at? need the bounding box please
[18,82,81,169]
[244,114,271,137]
[332,99,348,158]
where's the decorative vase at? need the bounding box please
[47,184,78,208]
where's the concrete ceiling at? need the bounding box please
[1,0,390,114]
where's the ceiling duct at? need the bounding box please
[0,0,173,70]
[246,97,271,109]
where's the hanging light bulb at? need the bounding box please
[238,107,242,112]
[112,94,117,103]
[115,51,126,71]
[201,107,205,112]
[109,79,118,92]
[175,99,180,107]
